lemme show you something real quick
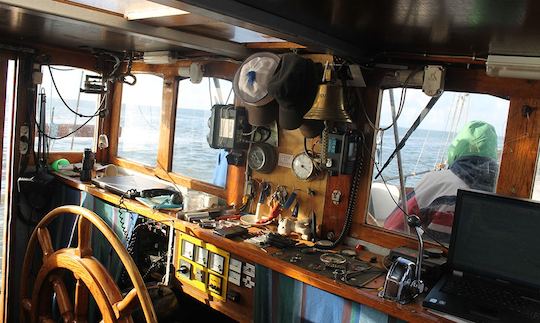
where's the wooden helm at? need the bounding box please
[20,205,158,323]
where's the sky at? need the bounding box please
[379,88,510,137]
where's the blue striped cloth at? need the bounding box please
[255,265,406,323]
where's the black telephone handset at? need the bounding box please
[140,189,183,205]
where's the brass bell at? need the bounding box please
[304,84,352,123]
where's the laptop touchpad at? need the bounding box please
[469,304,501,321]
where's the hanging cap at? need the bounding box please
[245,101,278,126]
[447,120,498,165]
[233,52,280,106]
[267,54,323,130]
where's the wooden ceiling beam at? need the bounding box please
[0,0,251,59]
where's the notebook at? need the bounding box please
[423,189,540,322]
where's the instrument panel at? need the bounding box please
[176,232,230,300]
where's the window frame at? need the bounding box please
[351,67,540,250]
[109,61,240,200]
[36,49,103,164]
[36,64,102,155]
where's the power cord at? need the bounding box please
[47,65,108,118]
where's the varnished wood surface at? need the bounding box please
[56,173,450,323]
[497,98,540,198]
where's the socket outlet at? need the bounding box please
[19,125,29,154]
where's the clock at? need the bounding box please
[292,152,319,180]
[247,143,278,173]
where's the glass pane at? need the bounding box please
[36,65,99,152]
[117,74,163,166]
[1,60,15,277]
[532,155,540,201]
[172,77,234,186]
[368,89,509,245]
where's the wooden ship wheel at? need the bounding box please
[20,205,158,323]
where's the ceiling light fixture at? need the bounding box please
[486,55,540,80]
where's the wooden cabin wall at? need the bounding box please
[250,128,327,226]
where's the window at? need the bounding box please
[531,151,540,201]
[117,74,163,166]
[172,77,233,186]
[368,88,509,244]
[36,65,100,151]
[1,59,15,277]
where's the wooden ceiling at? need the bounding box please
[1,0,539,62]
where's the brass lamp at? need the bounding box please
[304,83,352,123]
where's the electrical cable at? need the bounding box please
[316,134,364,250]
[362,67,423,132]
[47,65,107,118]
[34,92,108,140]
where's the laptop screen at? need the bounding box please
[450,189,540,289]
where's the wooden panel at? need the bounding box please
[156,76,178,171]
[251,128,327,229]
[497,98,540,198]
[107,81,123,161]
[445,68,540,98]
[321,174,351,239]
[225,165,245,206]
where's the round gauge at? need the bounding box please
[292,152,318,180]
[247,143,277,173]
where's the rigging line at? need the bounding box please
[375,95,442,179]
[361,140,449,250]
[413,127,432,174]
[208,77,213,108]
[435,94,458,165]
[225,85,234,104]
[442,93,469,164]
[362,67,423,132]
[136,104,158,130]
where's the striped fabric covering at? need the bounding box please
[54,185,138,281]
[255,265,406,323]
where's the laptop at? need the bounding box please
[424,189,540,322]
[92,175,175,197]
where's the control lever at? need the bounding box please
[407,215,425,295]
[379,215,425,304]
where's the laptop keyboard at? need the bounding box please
[442,277,540,318]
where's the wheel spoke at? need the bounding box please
[113,288,139,319]
[74,278,89,322]
[77,216,93,258]
[50,275,74,322]
[37,228,54,261]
